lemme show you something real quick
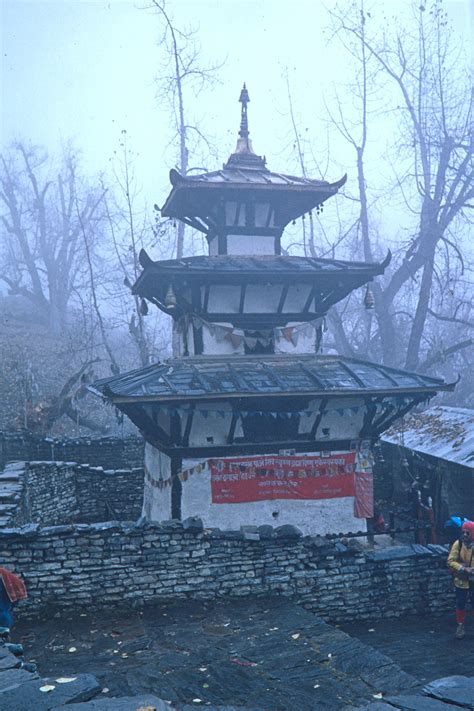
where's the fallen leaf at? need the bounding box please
[230,658,257,667]
[291,633,300,640]
[56,677,77,683]
[68,647,77,653]
[40,685,55,693]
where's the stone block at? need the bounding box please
[182,516,204,533]
[275,525,302,539]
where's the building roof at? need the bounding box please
[136,251,390,279]
[90,354,452,404]
[382,406,474,469]
[160,85,346,231]
[161,168,346,225]
[133,252,391,327]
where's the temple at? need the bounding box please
[91,86,453,535]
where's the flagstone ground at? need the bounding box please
[12,598,473,710]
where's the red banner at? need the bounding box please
[210,454,356,504]
[354,471,374,518]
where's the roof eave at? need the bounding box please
[98,384,451,405]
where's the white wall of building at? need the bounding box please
[143,443,172,522]
[143,448,366,536]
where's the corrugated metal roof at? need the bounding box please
[136,252,390,277]
[167,166,345,190]
[90,354,451,403]
[184,168,332,187]
[382,406,474,469]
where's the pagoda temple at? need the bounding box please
[91,86,454,535]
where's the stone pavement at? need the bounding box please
[6,598,473,710]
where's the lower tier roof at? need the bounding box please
[90,354,453,404]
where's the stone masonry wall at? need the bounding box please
[3,461,144,528]
[11,462,78,527]
[1,519,454,624]
[0,432,144,470]
[73,465,144,522]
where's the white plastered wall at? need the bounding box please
[143,446,366,536]
[180,452,364,536]
[143,443,172,521]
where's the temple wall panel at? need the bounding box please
[143,444,172,521]
[143,449,366,537]
[226,233,275,255]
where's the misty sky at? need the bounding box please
[1,0,472,207]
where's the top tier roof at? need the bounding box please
[161,85,346,225]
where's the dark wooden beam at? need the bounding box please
[227,412,239,445]
[359,398,378,438]
[218,233,227,254]
[171,457,182,520]
[182,405,195,447]
[179,216,209,234]
[239,283,247,314]
[374,395,425,437]
[121,405,172,448]
[302,286,316,313]
[203,284,210,312]
[159,438,357,459]
[310,397,329,438]
[277,284,289,314]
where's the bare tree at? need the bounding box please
[105,130,155,368]
[0,143,106,336]
[145,0,221,259]
[325,0,473,375]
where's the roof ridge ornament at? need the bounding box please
[238,83,251,145]
[224,84,267,170]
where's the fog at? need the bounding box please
[0,0,472,436]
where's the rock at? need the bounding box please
[274,524,302,539]
[257,525,274,539]
[5,642,24,656]
[241,526,260,541]
[0,667,39,691]
[423,675,474,708]
[383,693,460,710]
[182,707,257,711]
[0,672,101,710]
[53,693,175,710]
[0,644,21,670]
[182,517,204,533]
[341,704,395,711]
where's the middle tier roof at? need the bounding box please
[134,251,391,328]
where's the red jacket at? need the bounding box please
[0,568,27,603]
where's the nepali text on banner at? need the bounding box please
[210,453,356,504]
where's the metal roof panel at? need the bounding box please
[382,406,474,468]
[90,354,451,402]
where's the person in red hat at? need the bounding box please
[447,521,474,639]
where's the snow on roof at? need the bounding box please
[382,406,474,469]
